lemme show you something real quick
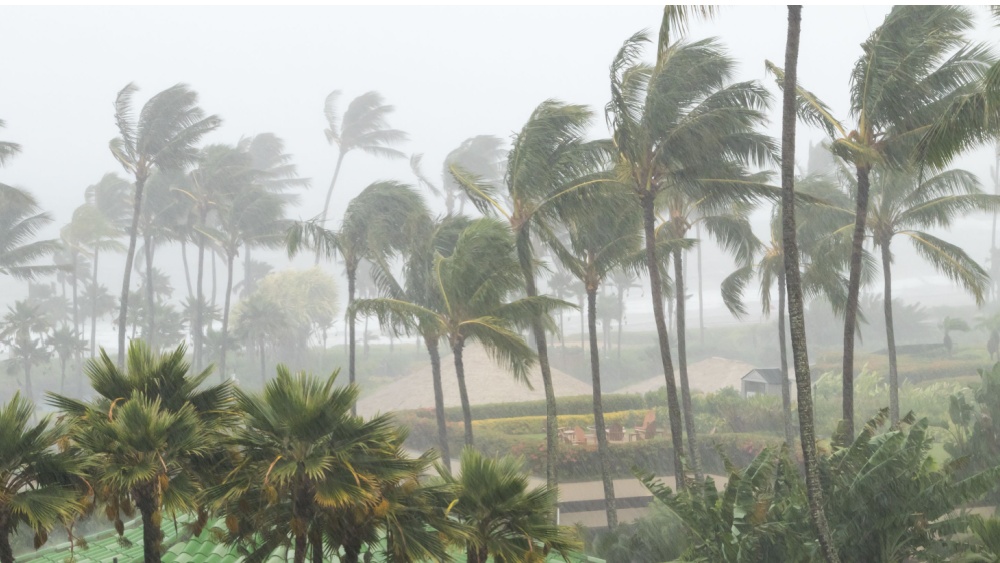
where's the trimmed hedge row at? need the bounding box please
[471,410,652,435]
[422,394,652,422]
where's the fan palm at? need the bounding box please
[109,83,220,366]
[316,90,408,262]
[48,340,234,563]
[840,167,998,423]
[0,393,83,563]
[769,5,994,439]
[442,447,581,563]
[449,99,609,489]
[287,181,428,412]
[548,189,645,530]
[353,218,567,447]
[606,8,773,487]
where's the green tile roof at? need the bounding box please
[20,518,604,563]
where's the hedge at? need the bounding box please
[471,410,652,435]
[426,394,651,422]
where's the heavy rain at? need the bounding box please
[3,4,1000,563]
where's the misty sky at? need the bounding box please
[2,5,998,332]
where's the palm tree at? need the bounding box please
[442,448,581,563]
[770,6,993,439]
[109,83,220,367]
[605,8,771,487]
[232,293,291,386]
[549,189,644,530]
[80,281,116,357]
[411,135,506,216]
[212,366,426,563]
[316,90,408,262]
[848,167,997,423]
[1,301,51,401]
[0,393,82,563]
[778,6,840,562]
[287,181,428,412]
[48,341,234,563]
[941,316,971,354]
[450,99,608,490]
[0,185,60,281]
[353,218,566,447]
[49,325,85,393]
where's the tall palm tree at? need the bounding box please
[287,181,428,412]
[0,393,82,563]
[411,135,506,216]
[109,83,220,367]
[450,99,608,490]
[779,6,840,562]
[316,90,408,262]
[232,293,290,385]
[48,341,234,563]
[605,8,771,487]
[770,6,993,439]
[80,281,116,357]
[846,167,997,423]
[49,325,85,393]
[442,448,581,563]
[1,301,51,401]
[548,189,644,530]
[353,218,566,447]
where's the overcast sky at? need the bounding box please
[2,5,998,328]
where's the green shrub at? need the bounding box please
[435,394,651,422]
[472,410,651,435]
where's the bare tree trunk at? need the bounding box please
[880,241,900,424]
[842,162,871,442]
[427,336,451,472]
[220,253,235,383]
[641,195,686,489]
[317,152,345,264]
[587,286,617,529]
[778,267,795,449]
[673,248,701,478]
[696,223,704,346]
[118,174,147,367]
[91,247,100,358]
[780,7,840,563]
[453,339,474,446]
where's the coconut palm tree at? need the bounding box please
[48,340,234,563]
[49,325,85,393]
[287,181,428,411]
[845,167,998,423]
[1,301,51,401]
[548,189,644,530]
[232,293,291,386]
[353,218,567,447]
[778,7,840,562]
[442,448,581,563]
[411,135,506,217]
[0,393,82,563]
[449,99,609,490]
[316,90,408,262]
[109,83,220,366]
[0,185,60,282]
[769,6,993,439]
[605,8,772,487]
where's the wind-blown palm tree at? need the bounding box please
[109,83,220,366]
[779,7,840,562]
[450,99,609,490]
[353,218,567,447]
[1,301,51,400]
[606,8,772,487]
[411,135,506,216]
[442,448,581,563]
[0,393,82,563]
[0,185,60,281]
[769,6,993,439]
[48,341,234,563]
[316,90,408,262]
[549,189,644,530]
[49,325,85,393]
[287,181,428,412]
[232,293,290,385]
[845,167,998,423]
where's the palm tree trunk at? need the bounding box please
[426,335,451,472]
[195,218,206,371]
[317,152,346,264]
[696,223,704,346]
[778,267,795,449]
[516,232,559,490]
[616,288,624,360]
[60,357,67,393]
[72,252,80,381]
[880,241,900,425]
[244,245,252,296]
[842,162,872,442]
[181,239,194,299]
[641,196,686,489]
[118,173,146,367]
[144,231,155,348]
[310,529,323,563]
[341,537,362,563]
[260,340,267,386]
[673,248,701,478]
[135,484,163,563]
[348,266,357,416]
[780,7,840,563]
[91,247,100,358]
[0,525,12,563]
[579,293,585,350]
[587,286,618,529]
[23,359,33,402]
[220,252,235,383]
[453,339,474,447]
[211,247,218,311]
